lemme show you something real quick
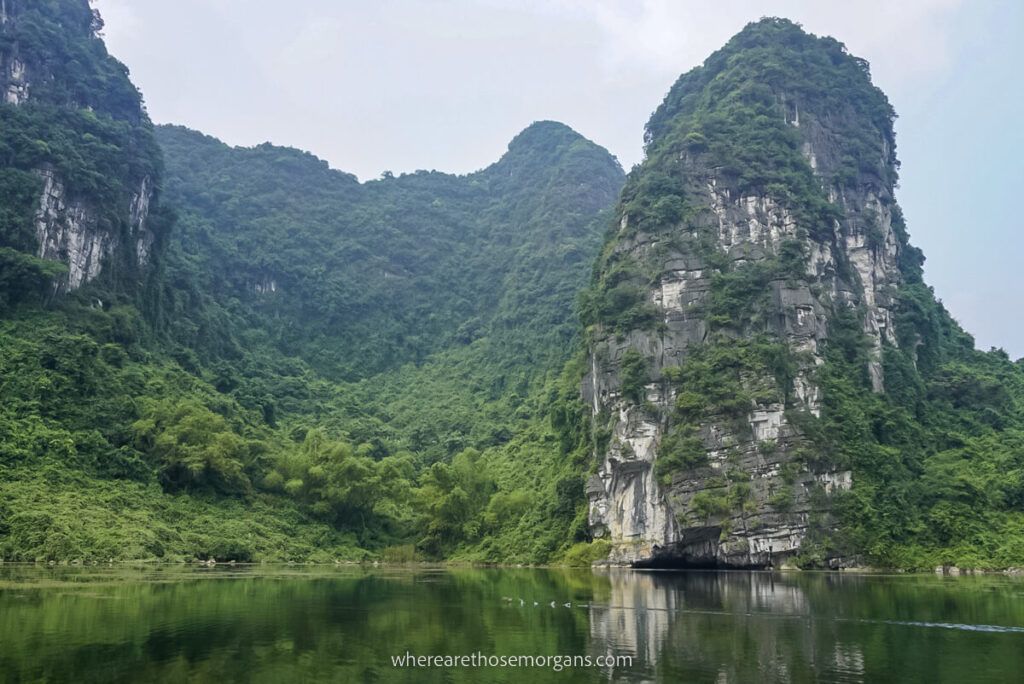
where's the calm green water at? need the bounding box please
[1,565,1023,683]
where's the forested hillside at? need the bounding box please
[0,0,624,563]
[0,120,623,561]
[155,121,620,383]
[1,3,1022,570]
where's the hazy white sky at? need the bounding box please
[93,0,1023,356]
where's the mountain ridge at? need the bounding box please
[0,5,1021,570]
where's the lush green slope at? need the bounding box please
[138,120,623,562]
[154,122,620,383]
[0,0,623,565]
[2,5,1021,570]
[0,124,622,560]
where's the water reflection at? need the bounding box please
[589,569,677,665]
[0,565,1022,683]
[588,570,1024,683]
[589,571,825,681]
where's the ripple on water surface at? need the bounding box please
[0,565,1022,683]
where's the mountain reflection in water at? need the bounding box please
[1,565,1022,683]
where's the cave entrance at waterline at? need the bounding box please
[629,527,777,570]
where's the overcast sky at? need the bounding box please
[93,0,1023,357]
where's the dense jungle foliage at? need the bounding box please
[0,119,623,562]
[0,0,624,562]
[2,5,1022,570]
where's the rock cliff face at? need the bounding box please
[31,167,156,293]
[1,2,28,105]
[0,0,161,295]
[584,19,906,567]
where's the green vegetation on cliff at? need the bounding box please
[0,0,163,307]
[1,5,1021,570]
[1,0,622,566]
[580,17,1024,569]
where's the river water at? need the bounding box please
[1,565,1022,682]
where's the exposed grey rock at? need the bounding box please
[585,89,901,567]
[2,3,158,293]
[131,175,155,265]
[3,56,27,104]
[34,169,108,291]
[32,169,155,293]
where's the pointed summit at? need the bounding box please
[506,120,587,152]
[489,120,620,179]
[582,18,1016,570]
